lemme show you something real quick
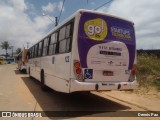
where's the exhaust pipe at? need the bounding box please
[95,84,99,91]
[117,84,121,90]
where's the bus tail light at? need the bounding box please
[129,64,136,82]
[131,65,136,76]
[76,68,82,74]
[74,60,83,81]
[74,62,81,68]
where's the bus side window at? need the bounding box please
[31,47,34,58]
[43,38,49,56]
[32,46,35,58]
[66,24,71,37]
[47,36,51,55]
[66,23,73,52]
[56,31,59,54]
[38,41,43,57]
[56,20,74,54]
[27,51,30,59]
[41,40,44,56]
[29,49,31,59]
[36,44,39,57]
[34,46,36,58]
[34,44,38,58]
[49,32,58,55]
[59,26,67,53]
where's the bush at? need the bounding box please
[136,53,160,92]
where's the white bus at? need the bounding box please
[17,48,28,73]
[27,9,137,93]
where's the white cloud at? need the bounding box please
[42,2,57,13]
[0,0,67,54]
[11,0,27,11]
[41,1,65,14]
[57,1,65,12]
[98,0,160,49]
[0,0,53,54]
[33,16,54,30]
[91,2,95,5]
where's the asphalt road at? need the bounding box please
[0,64,158,120]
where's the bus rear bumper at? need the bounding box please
[70,80,137,92]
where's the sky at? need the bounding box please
[0,0,160,54]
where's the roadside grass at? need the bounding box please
[152,79,160,91]
[135,53,160,94]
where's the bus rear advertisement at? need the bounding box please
[71,10,136,92]
[27,10,136,93]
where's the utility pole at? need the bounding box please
[55,17,58,26]
[42,13,58,27]
[26,42,30,49]
[10,46,13,57]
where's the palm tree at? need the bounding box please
[0,41,10,59]
[16,48,22,54]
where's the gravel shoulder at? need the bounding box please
[103,90,160,111]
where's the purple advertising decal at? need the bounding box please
[78,12,136,69]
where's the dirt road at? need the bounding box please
[0,64,159,120]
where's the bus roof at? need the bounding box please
[30,9,134,48]
[78,9,134,24]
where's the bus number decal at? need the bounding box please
[84,18,108,41]
[52,57,55,64]
[65,56,69,62]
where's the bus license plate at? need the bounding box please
[103,71,113,76]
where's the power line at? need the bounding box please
[94,0,113,11]
[58,0,65,25]
[42,13,58,26]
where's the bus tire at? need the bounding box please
[22,69,27,74]
[41,70,47,91]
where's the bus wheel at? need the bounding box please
[41,70,47,91]
[22,69,27,74]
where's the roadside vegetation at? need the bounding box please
[16,48,22,54]
[135,53,160,94]
[0,41,10,59]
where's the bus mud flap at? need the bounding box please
[95,84,99,91]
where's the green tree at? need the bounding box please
[16,48,22,54]
[0,41,10,59]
